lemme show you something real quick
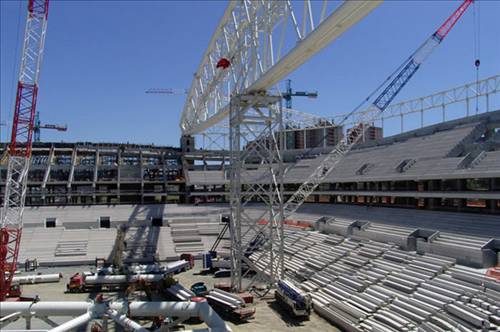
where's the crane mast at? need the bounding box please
[0,0,49,301]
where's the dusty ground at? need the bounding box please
[3,261,340,332]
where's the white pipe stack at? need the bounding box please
[0,301,232,332]
[206,289,245,310]
[106,309,148,332]
[167,283,195,301]
[48,313,92,332]
[11,273,62,285]
[84,274,164,285]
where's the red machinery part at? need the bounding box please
[9,83,38,157]
[486,267,500,281]
[0,229,22,300]
[436,0,473,40]
[216,58,231,69]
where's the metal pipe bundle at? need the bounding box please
[84,274,164,285]
[11,273,62,285]
[0,300,231,332]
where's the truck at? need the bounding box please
[275,279,312,319]
[190,282,208,296]
[66,260,190,293]
[205,288,255,322]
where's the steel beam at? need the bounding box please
[181,1,382,135]
[229,93,284,292]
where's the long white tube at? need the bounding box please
[0,302,89,316]
[11,273,62,285]
[84,274,163,285]
[0,301,231,332]
[107,309,148,332]
[47,312,92,332]
[128,300,229,332]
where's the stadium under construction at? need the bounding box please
[1,1,499,332]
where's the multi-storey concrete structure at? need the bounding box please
[284,122,344,150]
[2,111,499,214]
[187,110,500,214]
[0,143,186,206]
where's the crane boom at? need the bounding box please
[282,0,472,217]
[0,0,49,301]
[34,112,67,142]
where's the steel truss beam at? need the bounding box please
[191,74,500,148]
[229,93,284,292]
[181,0,382,135]
[285,74,500,130]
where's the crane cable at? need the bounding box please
[473,0,481,114]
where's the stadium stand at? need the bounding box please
[249,227,500,331]
[188,110,500,214]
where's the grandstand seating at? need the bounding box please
[249,228,500,331]
[187,111,500,185]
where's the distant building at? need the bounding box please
[0,142,186,206]
[284,122,344,150]
[347,123,383,143]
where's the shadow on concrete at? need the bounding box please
[267,299,307,327]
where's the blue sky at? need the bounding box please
[1,0,499,146]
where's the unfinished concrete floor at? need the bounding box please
[7,261,339,332]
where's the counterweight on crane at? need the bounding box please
[0,0,49,301]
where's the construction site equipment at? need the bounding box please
[486,267,500,281]
[108,224,128,270]
[163,281,196,301]
[214,269,231,278]
[212,258,231,270]
[191,282,208,296]
[282,0,474,218]
[283,79,318,110]
[11,272,62,285]
[180,1,382,134]
[230,0,474,292]
[202,251,213,269]
[206,288,256,322]
[66,273,163,293]
[33,111,67,142]
[66,260,190,293]
[275,279,312,318]
[23,258,38,271]
[0,0,49,301]
[145,88,188,94]
[210,215,229,252]
[0,299,232,332]
[164,259,191,274]
[180,253,195,269]
[214,282,232,292]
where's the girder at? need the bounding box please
[284,74,500,129]
[180,0,382,135]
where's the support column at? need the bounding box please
[117,147,121,204]
[428,180,435,210]
[229,93,284,293]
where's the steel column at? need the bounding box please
[229,93,284,292]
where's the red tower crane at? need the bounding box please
[0,0,49,301]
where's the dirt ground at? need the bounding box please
[4,261,340,332]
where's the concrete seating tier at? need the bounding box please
[249,227,500,331]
